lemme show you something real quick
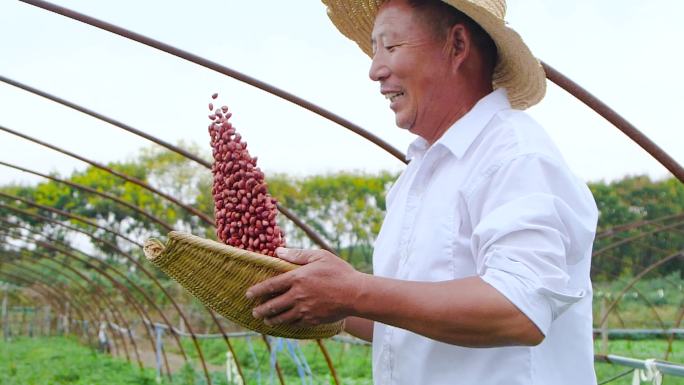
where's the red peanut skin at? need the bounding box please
[208,97,285,256]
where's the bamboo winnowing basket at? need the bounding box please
[143,231,343,339]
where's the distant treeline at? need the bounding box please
[0,146,681,283]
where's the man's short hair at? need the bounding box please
[405,0,498,74]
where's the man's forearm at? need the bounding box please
[343,316,373,342]
[246,248,541,347]
[350,274,544,347]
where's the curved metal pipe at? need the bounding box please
[0,202,134,254]
[0,269,103,353]
[598,251,684,326]
[10,3,408,164]
[542,62,684,183]
[16,0,684,185]
[261,335,286,385]
[19,287,65,339]
[1,203,313,383]
[596,213,684,240]
[0,243,142,366]
[0,160,174,232]
[0,275,94,344]
[0,124,213,225]
[203,308,247,384]
[0,203,245,381]
[584,224,682,360]
[18,2,682,376]
[0,191,141,247]
[0,273,78,339]
[2,260,122,357]
[0,124,335,253]
[0,74,211,168]
[665,302,684,361]
[0,224,179,378]
[5,285,60,337]
[593,220,684,257]
[0,222,180,375]
[0,233,171,377]
[0,78,339,253]
[603,240,684,295]
[316,339,341,385]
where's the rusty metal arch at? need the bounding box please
[2,1,681,382]
[0,123,334,253]
[0,270,94,341]
[0,191,141,247]
[14,0,684,184]
[591,244,681,357]
[3,218,276,377]
[0,202,251,383]
[596,213,684,240]
[18,243,171,378]
[541,63,683,182]
[0,200,251,383]
[0,75,211,169]
[0,74,346,253]
[0,229,292,385]
[0,204,321,385]
[593,217,684,286]
[0,258,128,360]
[588,215,684,357]
[0,156,337,383]
[0,282,66,340]
[0,124,212,226]
[594,220,684,259]
[0,267,104,352]
[0,220,183,374]
[20,286,78,340]
[598,251,683,329]
[0,271,101,350]
[666,305,684,361]
[1,229,188,376]
[0,206,315,385]
[0,237,150,371]
[0,160,174,232]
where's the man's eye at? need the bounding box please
[385,45,398,51]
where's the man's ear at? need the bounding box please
[444,23,470,70]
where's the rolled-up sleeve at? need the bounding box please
[467,153,598,335]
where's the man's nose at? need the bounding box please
[369,54,390,82]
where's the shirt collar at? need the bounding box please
[405,88,511,161]
[406,136,430,160]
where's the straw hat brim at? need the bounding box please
[144,231,343,339]
[322,0,546,109]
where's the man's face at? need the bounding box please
[370,0,455,137]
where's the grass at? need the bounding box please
[592,272,683,329]
[594,339,684,385]
[2,335,682,385]
[172,336,373,385]
[0,336,158,385]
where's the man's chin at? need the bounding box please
[394,117,412,131]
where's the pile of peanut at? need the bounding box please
[208,93,285,256]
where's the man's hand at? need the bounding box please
[246,247,364,328]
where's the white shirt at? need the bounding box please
[371,89,599,385]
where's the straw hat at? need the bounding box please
[322,0,546,109]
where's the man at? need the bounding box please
[247,0,599,384]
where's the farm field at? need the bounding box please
[1,336,682,385]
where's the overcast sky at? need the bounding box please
[0,0,682,189]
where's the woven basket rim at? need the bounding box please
[145,231,298,272]
[142,231,343,338]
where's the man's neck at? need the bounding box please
[423,86,494,146]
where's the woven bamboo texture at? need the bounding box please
[143,231,342,339]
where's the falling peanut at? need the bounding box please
[208,94,285,256]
